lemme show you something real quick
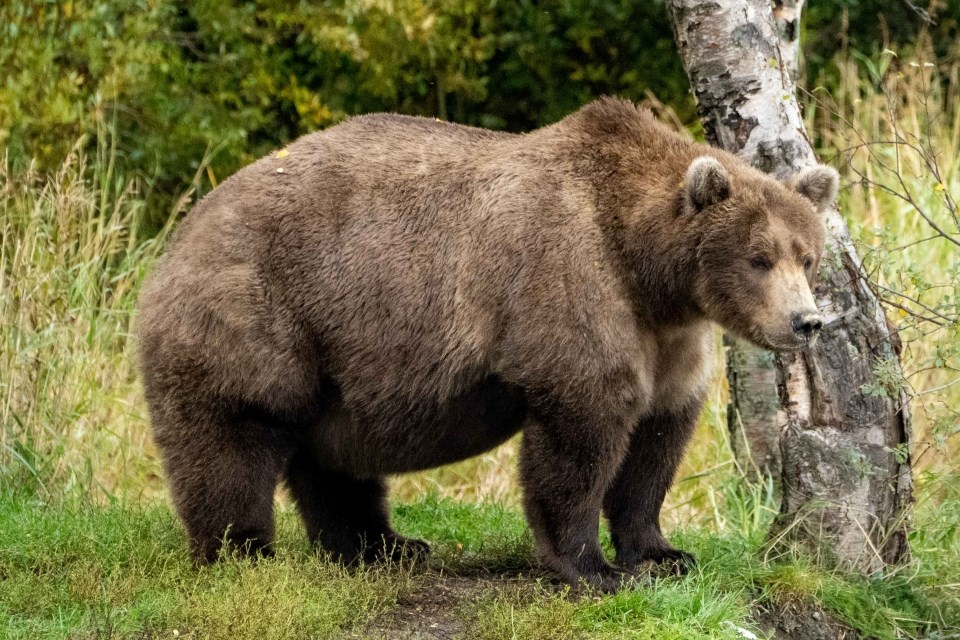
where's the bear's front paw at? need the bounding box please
[618,547,696,577]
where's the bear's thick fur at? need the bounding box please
[138,97,838,590]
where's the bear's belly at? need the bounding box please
[310,375,527,477]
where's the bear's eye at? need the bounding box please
[803,257,814,270]
[750,256,773,271]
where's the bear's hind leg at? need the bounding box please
[285,450,429,564]
[157,407,286,563]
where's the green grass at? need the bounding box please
[0,496,409,639]
[1,495,954,639]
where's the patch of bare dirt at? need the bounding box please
[754,598,858,640]
[359,571,543,640]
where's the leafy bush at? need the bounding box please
[3,0,953,216]
[0,0,693,213]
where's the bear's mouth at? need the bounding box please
[757,331,820,353]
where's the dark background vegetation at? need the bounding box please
[2,0,957,222]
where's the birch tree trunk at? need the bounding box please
[666,0,912,572]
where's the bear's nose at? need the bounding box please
[792,312,824,338]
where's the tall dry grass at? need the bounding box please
[0,140,185,500]
[808,42,960,475]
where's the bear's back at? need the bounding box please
[164,114,518,258]
[139,114,570,417]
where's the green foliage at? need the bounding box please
[5,0,949,213]
[0,0,693,212]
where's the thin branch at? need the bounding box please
[872,283,958,324]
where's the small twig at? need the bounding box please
[915,376,960,396]
[873,283,958,324]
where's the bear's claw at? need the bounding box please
[618,547,697,577]
[366,533,431,564]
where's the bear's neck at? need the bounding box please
[528,120,709,328]
[592,174,706,329]
[615,212,704,328]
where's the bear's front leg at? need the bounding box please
[520,410,636,592]
[603,404,700,575]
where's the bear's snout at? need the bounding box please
[791,311,824,340]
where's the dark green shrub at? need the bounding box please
[0,1,691,199]
[1,0,950,213]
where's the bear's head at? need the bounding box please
[685,156,839,352]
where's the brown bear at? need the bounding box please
[138,97,838,591]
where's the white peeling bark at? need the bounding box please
[667,0,911,572]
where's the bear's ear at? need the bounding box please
[685,156,730,211]
[794,165,839,213]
